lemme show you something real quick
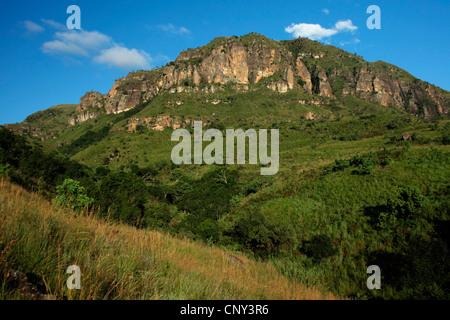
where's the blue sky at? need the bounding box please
[0,0,449,125]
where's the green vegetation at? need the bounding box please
[52,179,94,213]
[1,98,449,299]
[0,33,449,299]
[0,179,333,300]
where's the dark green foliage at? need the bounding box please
[437,134,450,145]
[169,167,183,181]
[378,186,426,230]
[369,235,450,299]
[59,124,111,156]
[196,218,220,243]
[297,77,306,87]
[350,154,378,175]
[96,171,148,227]
[0,127,92,193]
[173,167,239,220]
[330,158,350,172]
[328,151,389,175]
[386,186,425,220]
[303,235,337,262]
[220,211,291,257]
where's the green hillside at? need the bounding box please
[1,33,449,300]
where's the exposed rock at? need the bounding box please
[316,67,335,99]
[70,34,448,124]
[267,81,289,93]
[126,115,189,132]
[356,66,374,93]
[402,132,412,141]
[68,110,99,125]
[5,269,50,300]
[68,91,104,125]
[304,112,316,120]
[295,58,313,93]
[298,99,329,105]
[77,91,104,112]
[226,254,244,265]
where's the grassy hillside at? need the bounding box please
[1,33,449,300]
[4,104,77,140]
[0,179,334,300]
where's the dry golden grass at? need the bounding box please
[0,179,336,300]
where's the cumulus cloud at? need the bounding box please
[322,8,330,15]
[42,40,89,56]
[334,19,358,32]
[40,18,66,30]
[41,30,111,56]
[37,21,154,71]
[94,46,151,70]
[285,23,337,40]
[158,23,190,35]
[285,19,358,40]
[23,20,44,33]
[55,30,112,50]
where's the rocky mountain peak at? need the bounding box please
[69,33,449,125]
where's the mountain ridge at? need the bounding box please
[65,33,448,126]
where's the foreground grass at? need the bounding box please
[0,179,335,300]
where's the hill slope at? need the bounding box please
[1,33,449,300]
[0,179,334,300]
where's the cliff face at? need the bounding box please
[69,34,449,125]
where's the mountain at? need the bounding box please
[67,33,448,127]
[5,104,77,141]
[1,33,450,300]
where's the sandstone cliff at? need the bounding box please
[69,33,449,124]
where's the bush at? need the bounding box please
[331,158,350,172]
[196,218,220,243]
[303,235,337,262]
[52,179,94,213]
[350,154,379,175]
[96,171,148,227]
[386,186,425,220]
[378,186,426,230]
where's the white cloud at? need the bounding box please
[322,8,330,15]
[94,46,151,70]
[54,30,112,50]
[42,40,89,56]
[23,20,44,33]
[39,25,154,70]
[41,30,111,56]
[285,23,337,40]
[285,19,358,40]
[158,23,190,35]
[40,19,65,30]
[334,19,358,32]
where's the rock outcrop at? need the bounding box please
[69,33,448,124]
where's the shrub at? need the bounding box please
[196,218,220,243]
[386,186,425,220]
[331,158,350,172]
[378,186,426,230]
[52,179,94,213]
[303,235,337,262]
[351,154,379,175]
